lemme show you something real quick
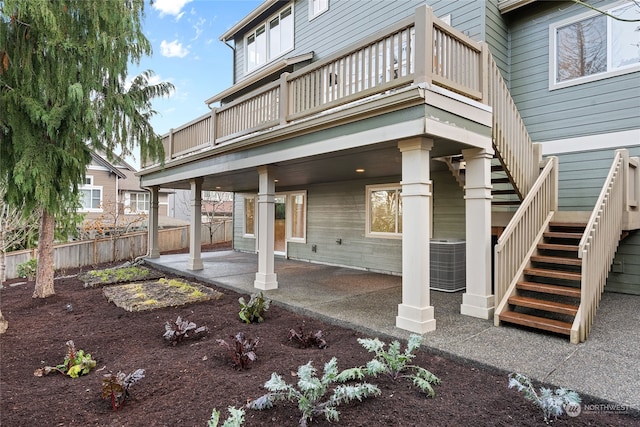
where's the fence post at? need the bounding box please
[279,72,290,125]
[413,4,433,86]
[480,44,489,104]
[210,107,218,146]
[168,128,174,160]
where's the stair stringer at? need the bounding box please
[494,211,555,326]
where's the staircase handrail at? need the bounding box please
[485,50,540,199]
[572,149,627,343]
[494,156,558,305]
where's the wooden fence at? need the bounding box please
[2,220,232,280]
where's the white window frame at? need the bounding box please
[79,176,103,212]
[245,4,295,72]
[243,195,257,238]
[549,0,640,90]
[283,190,307,243]
[127,192,150,214]
[308,0,328,20]
[365,184,402,239]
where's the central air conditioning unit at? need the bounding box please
[430,239,466,292]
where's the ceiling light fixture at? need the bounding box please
[355,168,365,173]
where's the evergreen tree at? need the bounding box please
[0,0,173,298]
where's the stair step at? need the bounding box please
[492,189,517,195]
[491,177,512,184]
[517,281,582,298]
[524,267,581,281]
[530,255,582,266]
[491,165,504,172]
[508,295,579,316]
[499,311,572,335]
[492,200,521,206]
[538,243,579,252]
[549,222,587,230]
[544,231,583,240]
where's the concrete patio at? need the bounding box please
[145,250,640,413]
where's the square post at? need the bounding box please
[254,165,278,290]
[396,137,436,334]
[148,186,160,259]
[187,178,203,270]
[461,148,494,318]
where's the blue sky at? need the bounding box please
[126,0,262,166]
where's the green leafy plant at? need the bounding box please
[216,332,260,370]
[207,406,245,427]
[288,325,328,349]
[238,292,271,324]
[17,258,37,281]
[163,316,208,346]
[247,357,380,427]
[101,369,146,411]
[357,334,440,397]
[508,373,581,424]
[33,340,97,378]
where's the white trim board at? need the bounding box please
[540,129,640,155]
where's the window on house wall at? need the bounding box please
[79,176,102,212]
[246,5,294,72]
[309,0,328,20]
[287,192,306,241]
[244,196,256,237]
[366,184,402,238]
[129,192,150,213]
[550,1,640,89]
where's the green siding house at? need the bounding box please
[139,0,640,343]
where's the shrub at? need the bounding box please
[238,292,270,324]
[288,325,327,349]
[207,406,245,427]
[247,357,380,427]
[163,316,208,346]
[357,334,440,396]
[217,332,260,370]
[101,369,145,411]
[508,373,581,424]
[17,258,37,280]
[33,340,96,378]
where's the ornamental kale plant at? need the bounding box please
[238,292,271,323]
[357,334,440,397]
[247,357,380,427]
[163,316,208,346]
[33,340,96,378]
[288,325,328,349]
[508,373,581,424]
[216,332,260,370]
[207,406,245,427]
[101,369,146,411]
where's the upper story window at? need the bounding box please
[79,176,102,212]
[550,1,640,90]
[246,5,294,72]
[366,184,402,239]
[309,0,328,20]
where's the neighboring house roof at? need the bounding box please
[90,152,127,179]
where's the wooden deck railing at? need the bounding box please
[148,5,491,165]
[493,156,558,313]
[485,51,539,199]
[571,149,628,343]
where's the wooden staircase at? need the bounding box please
[498,222,585,336]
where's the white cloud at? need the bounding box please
[192,17,207,41]
[160,40,189,58]
[152,0,193,17]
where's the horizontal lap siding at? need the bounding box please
[508,1,640,143]
[432,170,466,240]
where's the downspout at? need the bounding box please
[223,39,236,85]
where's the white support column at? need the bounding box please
[148,186,160,259]
[396,138,436,334]
[254,166,278,290]
[187,178,203,271]
[461,148,495,319]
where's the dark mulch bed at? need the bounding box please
[1,257,638,426]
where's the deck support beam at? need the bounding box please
[148,186,160,259]
[461,147,495,319]
[254,165,278,290]
[187,178,203,270]
[396,137,436,334]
